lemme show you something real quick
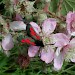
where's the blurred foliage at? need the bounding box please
[0,49,75,75]
[49,0,75,15]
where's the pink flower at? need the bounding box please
[40,18,57,63]
[66,12,75,36]
[28,18,56,59]
[53,33,75,70]
[2,34,14,50]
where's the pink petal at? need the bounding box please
[52,33,70,47]
[66,12,75,35]
[30,22,41,34]
[54,51,65,70]
[10,21,26,31]
[40,46,54,63]
[66,11,73,25]
[14,13,23,21]
[42,18,56,35]
[2,34,14,50]
[28,45,40,57]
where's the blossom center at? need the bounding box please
[42,36,51,45]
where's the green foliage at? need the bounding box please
[49,0,75,15]
[0,49,75,75]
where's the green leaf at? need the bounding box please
[61,0,75,15]
[49,0,75,16]
[49,0,58,13]
[66,71,75,75]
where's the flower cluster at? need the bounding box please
[27,14,75,70]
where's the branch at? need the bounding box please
[57,0,63,17]
[47,11,66,22]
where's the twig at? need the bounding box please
[57,0,63,17]
[47,10,66,22]
[43,1,65,22]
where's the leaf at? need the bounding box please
[49,0,59,13]
[66,71,75,75]
[61,0,75,15]
[49,0,75,16]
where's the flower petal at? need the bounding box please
[28,45,40,57]
[54,51,64,70]
[55,47,62,56]
[66,11,75,35]
[30,22,41,34]
[52,33,70,47]
[2,34,14,50]
[42,18,56,35]
[13,13,23,21]
[10,21,26,31]
[66,11,73,25]
[40,45,54,63]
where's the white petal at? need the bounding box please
[55,47,62,56]
[71,32,75,36]
[2,34,14,50]
[54,52,64,70]
[10,21,26,31]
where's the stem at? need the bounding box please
[57,0,63,17]
[47,10,66,22]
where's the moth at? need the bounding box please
[21,23,44,47]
